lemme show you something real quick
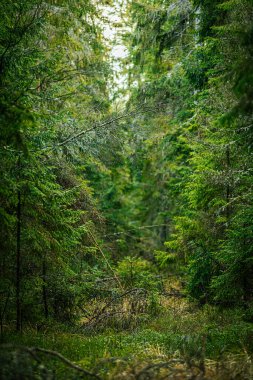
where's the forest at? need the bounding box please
[1,0,253,379]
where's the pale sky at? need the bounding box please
[100,0,129,98]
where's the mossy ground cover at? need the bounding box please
[2,292,253,379]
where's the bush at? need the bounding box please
[116,256,161,291]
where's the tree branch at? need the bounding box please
[55,108,146,148]
[1,344,102,380]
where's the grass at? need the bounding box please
[1,280,253,379]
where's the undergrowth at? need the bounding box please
[1,278,253,379]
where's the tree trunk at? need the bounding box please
[16,189,22,332]
[0,291,10,336]
[226,146,231,220]
[42,260,49,319]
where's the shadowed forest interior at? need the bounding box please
[1,0,253,379]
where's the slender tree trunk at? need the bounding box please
[226,146,231,220]
[0,291,10,337]
[42,259,48,319]
[16,189,22,332]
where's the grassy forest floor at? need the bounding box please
[2,277,253,379]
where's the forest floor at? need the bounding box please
[2,278,253,379]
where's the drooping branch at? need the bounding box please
[103,223,169,237]
[1,105,161,155]
[47,105,156,151]
[87,227,123,290]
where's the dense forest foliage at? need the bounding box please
[125,0,253,305]
[1,0,253,379]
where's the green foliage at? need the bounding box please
[0,0,113,330]
[2,300,253,378]
[1,1,253,377]
[116,256,160,290]
[125,0,253,307]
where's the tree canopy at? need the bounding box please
[1,0,253,379]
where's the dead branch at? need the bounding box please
[87,228,123,289]
[163,289,187,298]
[136,363,168,379]
[36,105,159,153]
[135,358,203,380]
[83,288,148,328]
[103,224,169,237]
[1,344,102,380]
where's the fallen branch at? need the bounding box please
[135,359,185,380]
[1,344,102,380]
[83,288,148,328]
[134,358,207,380]
[163,289,187,298]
